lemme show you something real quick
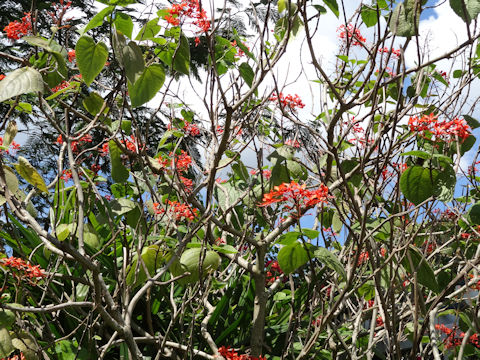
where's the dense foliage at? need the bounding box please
[1,0,480,359]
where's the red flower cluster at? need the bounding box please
[337,24,366,46]
[218,346,266,360]
[153,200,198,221]
[265,259,283,285]
[378,46,401,58]
[68,50,76,63]
[183,122,200,136]
[51,80,71,93]
[376,316,384,327]
[0,75,5,81]
[164,0,210,44]
[259,181,329,210]
[0,257,45,285]
[285,139,301,148]
[408,113,471,143]
[0,137,20,154]
[357,251,369,266]
[1,353,26,360]
[158,150,192,173]
[231,40,246,57]
[3,13,32,40]
[249,169,272,180]
[56,134,92,153]
[435,324,480,349]
[269,93,305,111]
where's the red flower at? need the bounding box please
[3,13,32,40]
[337,23,366,46]
[260,181,329,212]
[0,75,5,81]
[51,80,70,93]
[67,50,76,62]
[218,346,266,360]
[0,137,20,155]
[183,122,200,136]
[409,113,471,143]
[0,256,45,285]
[163,0,210,35]
[153,200,198,221]
[269,93,305,111]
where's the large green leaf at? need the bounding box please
[11,332,38,360]
[239,62,255,88]
[0,327,14,358]
[400,166,439,205]
[389,0,420,37]
[114,12,134,38]
[402,246,439,293]
[314,247,346,280]
[361,5,378,27]
[128,64,165,107]
[135,18,160,41]
[450,0,480,23]
[173,34,190,75]
[278,242,309,274]
[171,248,221,285]
[433,163,456,202]
[75,36,109,86]
[123,41,145,84]
[322,0,339,17]
[82,92,105,115]
[109,140,129,183]
[15,156,49,193]
[0,67,44,103]
[126,245,164,287]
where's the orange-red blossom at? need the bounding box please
[260,181,329,210]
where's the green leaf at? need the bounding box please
[278,0,286,13]
[400,166,439,205]
[3,121,17,148]
[433,163,456,202]
[126,245,164,287]
[239,62,255,88]
[276,231,301,245]
[110,198,136,217]
[11,332,38,360]
[0,309,14,327]
[332,210,343,234]
[109,140,129,183]
[322,0,339,17]
[212,244,238,254]
[389,0,420,37]
[14,102,32,113]
[82,92,105,115]
[81,6,114,34]
[173,34,190,75]
[402,246,439,293]
[14,156,49,193]
[0,327,14,358]
[75,36,109,86]
[450,0,480,23]
[464,114,480,129]
[302,229,320,239]
[0,67,44,103]
[114,12,134,38]
[361,5,378,27]
[135,18,160,41]
[400,150,432,159]
[278,242,309,274]
[128,64,165,107]
[171,248,221,285]
[55,223,72,241]
[123,41,145,84]
[314,247,346,280]
[468,203,480,225]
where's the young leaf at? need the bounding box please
[75,36,109,86]
[15,156,49,193]
[128,64,165,107]
[314,247,346,280]
[109,140,129,183]
[173,34,190,75]
[3,120,17,147]
[0,67,44,103]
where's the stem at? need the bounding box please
[251,245,267,357]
